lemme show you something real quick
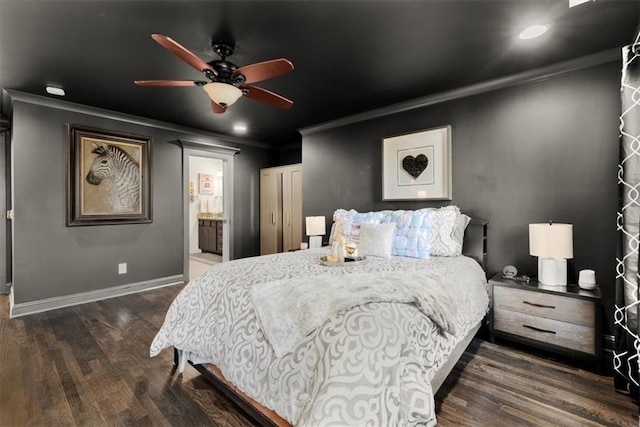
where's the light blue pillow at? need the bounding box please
[390,210,431,258]
[387,207,463,258]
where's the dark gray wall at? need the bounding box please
[232,143,274,258]
[10,98,271,304]
[302,62,620,333]
[277,144,302,165]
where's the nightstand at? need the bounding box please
[489,274,601,369]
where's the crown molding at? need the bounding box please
[179,139,240,154]
[299,48,621,136]
[2,89,271,149]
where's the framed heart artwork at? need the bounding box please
[382,125,452,201]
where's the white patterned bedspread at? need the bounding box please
[150,249,489,426]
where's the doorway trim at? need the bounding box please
[180,140,239,278]
[0,128,8,295]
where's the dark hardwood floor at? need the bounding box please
[0,284,637,426]
[435,339,638,426]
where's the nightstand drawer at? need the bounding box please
[493,286,595,327]
[494,309,596,355]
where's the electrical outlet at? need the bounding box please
[118,263,127,274]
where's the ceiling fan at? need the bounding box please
[134,34,294,114]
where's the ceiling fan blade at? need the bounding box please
[151,34,217,75]
[211,100,227,114]
[233,59,294,84]
[134,80,198,87]
[241,85,293,109]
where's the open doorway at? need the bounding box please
[188,155,223,278]
[182,142,237,281]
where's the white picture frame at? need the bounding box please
[382,125,452,201]
[199,173,215,195]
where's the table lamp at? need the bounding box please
[529,222,573,286]
[306,216,326,249]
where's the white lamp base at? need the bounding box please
[538,257,567,286]
[309,235,322,249]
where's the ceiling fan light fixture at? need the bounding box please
[202,82,243,107]
[519,24,548,40]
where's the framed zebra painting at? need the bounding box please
[66,124,152,226]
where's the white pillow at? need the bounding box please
[358,223,396,258]
[452,213,472,255]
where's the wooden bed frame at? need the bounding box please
[175,219,489,427]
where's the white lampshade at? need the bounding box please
[529,223,573,259]
[202,82,243,107]
[306,216,326,236]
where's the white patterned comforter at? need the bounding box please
[150,249,489,426]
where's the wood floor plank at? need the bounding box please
[435,339,638,427]
[1,285,637,427]
[463,357,611,422]
[58,343,108,426]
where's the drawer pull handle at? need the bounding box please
[523,325,556,335]
[522,301,555,309]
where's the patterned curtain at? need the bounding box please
[616,37,640,401]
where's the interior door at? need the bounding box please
[261,164,302,255]
[260,168,279,255]
[283,165,302,252]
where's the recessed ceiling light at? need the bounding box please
[233,123,248,133]
[519,24,548,40]
[45,86,65,96]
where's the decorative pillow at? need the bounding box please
[329,209,390,245]
[387,206,462,258]
[418,206,466,255]
[424,208,460,256]
[358,223,396,258]
[389,210,430,258]
[452,213,472,255]
[333,206,468,258]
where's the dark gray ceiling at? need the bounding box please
[1,1,638,146]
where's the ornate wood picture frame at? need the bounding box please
[66,124,152,226]
[382,125,452,201]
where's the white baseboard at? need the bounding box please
[9,275,184,318]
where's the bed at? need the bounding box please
[151,207,489,426]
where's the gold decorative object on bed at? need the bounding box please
[345,241,358,256]
[318,255,367,267]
